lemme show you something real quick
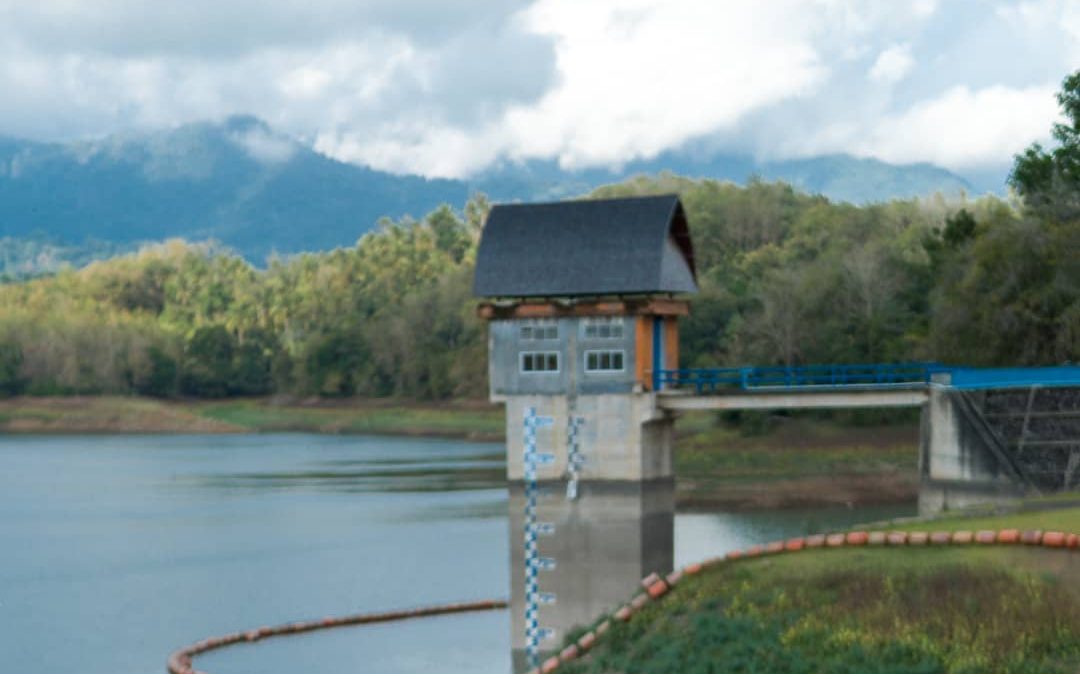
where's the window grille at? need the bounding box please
[520,351,560,373]
[520,318,558,340]
[584,350,625,373]
[582,317,624,340]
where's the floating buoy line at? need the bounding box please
[165,599,508,674]
[166,528,1079,674]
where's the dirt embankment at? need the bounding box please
[676,472,919,510]
[0,396,243,434]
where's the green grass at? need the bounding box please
[675,415,918,483]
[885,503,1080,535]
[192,399,504,439]
[561,546,1080,674]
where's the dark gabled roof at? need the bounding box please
[473,194,697,298]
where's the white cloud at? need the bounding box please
[230,125,297,164]
[502,0,827,169]
[854,84,1059,168]
[0,0,1075,180]
[322,0,833,176]
[869,43,914,84]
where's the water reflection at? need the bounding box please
[0,434,916,674]
[182,442,506,494]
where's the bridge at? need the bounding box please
[653,363,1080,411]
[654,362,1080,506]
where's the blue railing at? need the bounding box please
[654,363,1080,393]
[655,362,943,393]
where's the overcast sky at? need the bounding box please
[0,0,1076,180]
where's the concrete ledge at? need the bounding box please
[657,389,928,411]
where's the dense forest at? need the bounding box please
[0,74,1077,401]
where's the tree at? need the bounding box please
[180,325,234,397]
[134,345,178,398]
[0,341,24,396]
[1010,70,1080,221]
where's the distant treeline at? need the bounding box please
[0,74,1077,400]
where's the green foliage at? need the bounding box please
[562,550,1080,674]
[134,345,178,398]
[1010,70,1080,222]
[0,340,25,396]
[0,199,486,400]
[181,325,235,398]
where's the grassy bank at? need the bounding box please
[674,412,918,509]
[0,396,504,440]
[192,398,504,440]
[561,505,1080,674]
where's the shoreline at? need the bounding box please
[0,395,921,510]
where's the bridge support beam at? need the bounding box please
[918,386,1029,515]
[657,389,928,412]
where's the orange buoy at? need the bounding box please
[846,531,869,546]
[951,530,973,544]
[647,580,669,599]
[1042,531,1066,548]
[886,532,908,545]
[996,529,1020,544]
[826,533,846,547]
[559,644,579,662]
[577,631,597,651]
[929,531,952,545]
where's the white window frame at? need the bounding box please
[520,351,561,374]
[582,316,625,340]
[584,349,626,373]
[519,318,559,341]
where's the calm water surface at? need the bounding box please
[0,434,915,674]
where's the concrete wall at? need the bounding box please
[919,387,1026,514]
[502,393,674,482]
[508,480,674,671]
[488,318,639,397]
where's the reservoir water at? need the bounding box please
[0,434,915,674]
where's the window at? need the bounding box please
[520,318,558,341]
[585,350,625,373]
[583,317,624,340]
[521,351,560,373]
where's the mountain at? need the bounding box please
[0,116,983,265]
[0,116,468,261]
[473,152,978,205]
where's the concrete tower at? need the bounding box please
[473,195,698,669]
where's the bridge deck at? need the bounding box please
[655,363,1080,398]
[657,388,929,411]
